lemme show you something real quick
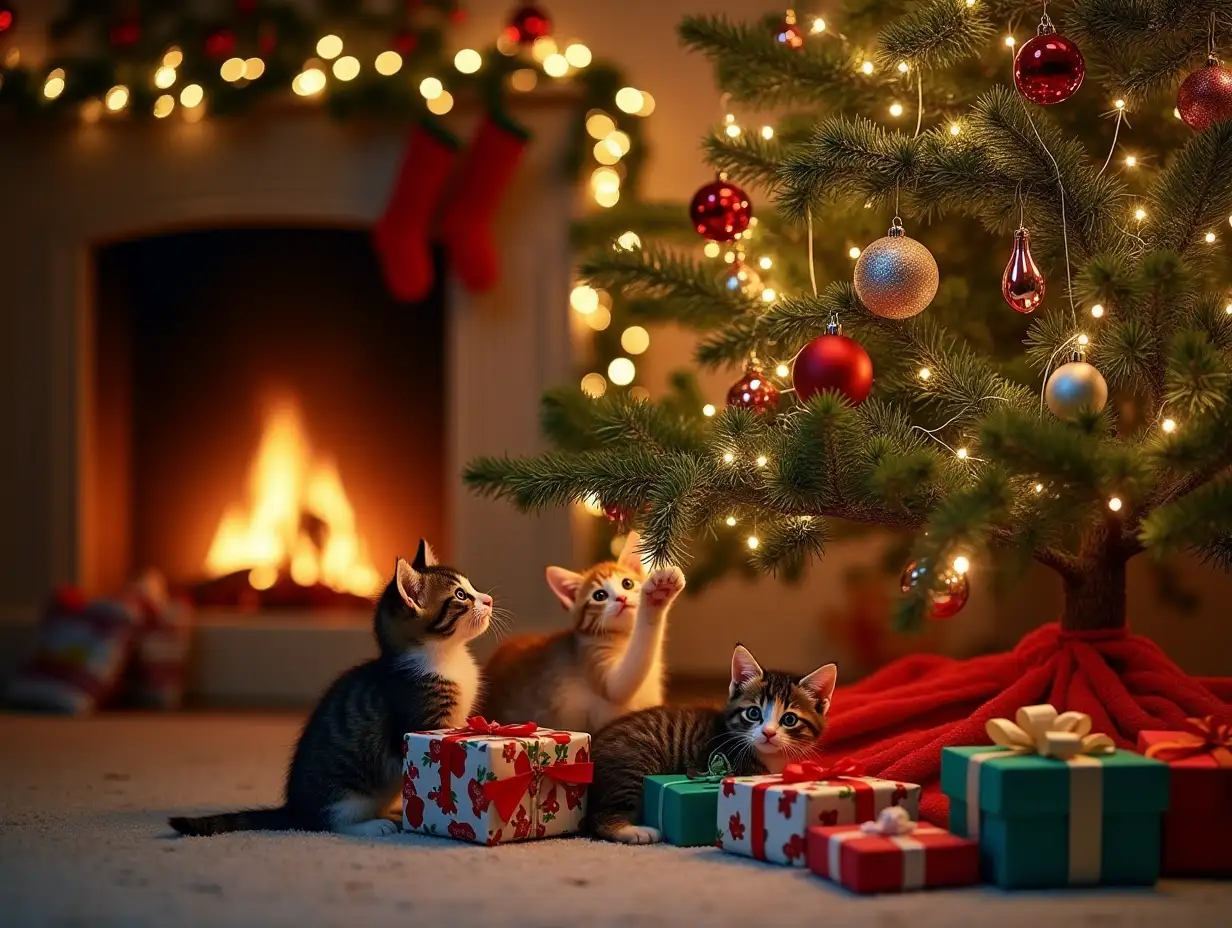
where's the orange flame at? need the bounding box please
[203,399,382,596]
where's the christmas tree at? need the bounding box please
[467,1,1232,817]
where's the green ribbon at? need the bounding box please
[654,751,733,833]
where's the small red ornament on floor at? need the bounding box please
[1177,58,1232,131]
[727,363,779,414]
[900,560,969,619]
[205,27,237,60]
[689,179,752,242]
[792,324,874,406]
[109,16,141,49]
[504,4,551,47]
[0,5,15,34]
[1014,14,1084,105]
[775,10,804,49]
[1002,226,1046,313]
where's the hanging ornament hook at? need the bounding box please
[888,215,906,237]
[1209,11,1219,66]
[1038,1,1055,35]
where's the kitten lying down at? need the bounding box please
[169,540,496,838]
[587,644,837,844]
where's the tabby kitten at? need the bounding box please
[169,540,493,838]
[588,644,837,844]
[481,531,682,732]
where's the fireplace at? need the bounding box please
[0,103,581,703]
[92,227,446,611]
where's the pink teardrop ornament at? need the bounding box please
[1002,227,1046,314]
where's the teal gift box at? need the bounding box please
[942,745,1169,889]
[642,775,724,847]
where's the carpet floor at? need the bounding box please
[1,712,1229,927]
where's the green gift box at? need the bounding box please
[642,775,724,847]
[942,745,1169,889]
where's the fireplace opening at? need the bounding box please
[90,227,447,612]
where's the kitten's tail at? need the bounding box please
[168,807,293,837]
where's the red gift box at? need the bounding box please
[808,822,979,894]
[1138,717,1232,876]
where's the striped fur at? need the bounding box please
[168,540,493,838]
[587,645,837,844]
[481,533,681,732]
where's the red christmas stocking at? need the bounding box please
[440,111,531,293]
[373,119,460,302]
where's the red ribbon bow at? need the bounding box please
[780,759,865,784]
[483,750,594,824]
[452,716,539,738]
[1145,716,1232,766]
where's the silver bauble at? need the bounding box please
[1045,361,1108,420]
[854,226,939,320]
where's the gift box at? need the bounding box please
[808,810,980,894]
[942,704,1169,889]
[715,761,920,867]
[403,717,591,846]
[642,753,734,847]
[1138,717,1232,876]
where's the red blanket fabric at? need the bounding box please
[823,623,1232,826]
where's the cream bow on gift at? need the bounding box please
[985,704,1116,760]
[860,806,917,836]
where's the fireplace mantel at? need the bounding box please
[0,101,579,646]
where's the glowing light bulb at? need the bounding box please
[723,452,735,463]
[949,123,962,136]
[1226,303,1232,315]
[1108,496,1123,512]
[375,51,402,76]
[580,373,607,398]
[1206,232,1217,243]
[918,367,932,380]
[570,285,599,315]
[746,535,760,550]
[454,49,482,73]
[104,84,129,111]
[608,357,636,386]
[153,94,174,118]
[775,363,790,378]
[898,61,910,73]
[317,35,343,60]
[162,48,184,69]
[1034,483,1044,493]
[725,515,737,526]
[292,69,326,96]
[1115,99,1126,110]
[848,247,861,259]
[761,125,774,139]
[811,18,826,33]
[1125,155,1137,167]
[154,66,176,89]
[419,77,443,100]
[615,87,644,114]
[1135,208,1147,221]
[724,251,736,264]
[704,242,721,258]
[617,231,641,251]
[621,326,650,355]
[43,69,66,100]
[565,44,592,68]
[1005,36,1016,47]
[758,256,773,270]
[1091,304,1105,318]
[703,404,717,417]
[244,58,265,80]
[428,90,455,114]
[756,455,768,467]
[1078,334,1090,346]
[221,57,245,82]
[543,53,569,77]
[510,68,537,91]
[889,102,904,118]
[531,37,557,62]
[956,447,969,460]
[861,61,875,75]
[1175,108,1183,119]
[726,123,742,138]
[180,83,204,108]
[1162,418,1177,433]
[332,55,360,81]
[952,556,970,575]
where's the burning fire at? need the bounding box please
[204,399,383,597]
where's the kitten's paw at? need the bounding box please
[608,824,663,845]
[336,818,400,838]
[641,566,685,611]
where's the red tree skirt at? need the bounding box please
[823,623,1232,826]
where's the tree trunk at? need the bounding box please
[1061,555,1127,631]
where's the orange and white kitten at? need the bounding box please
[481,532,683,732]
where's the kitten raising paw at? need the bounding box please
[640,566,685,615]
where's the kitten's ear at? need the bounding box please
[617,530,646,575]
[729,644,764,697]
[394,557,425,611]
[545,567,584,610]
[412,539,437,571]
[800,663,838,715]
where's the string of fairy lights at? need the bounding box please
[574,2,1232,592]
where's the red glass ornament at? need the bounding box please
[393,29,419,55]
[109,17,141,49]
[791,326,874,406]
[504,4,551,47]
[0,6,15,34]
[727,364,780,414]
[1177,59,1232,132]
[1014,29,1085,105]
[1001,227,1046,313]
[775,11,804,50]
[205,28,237,60]
[603,502,629,524]
[900,560,969,619]
[689,179,752,242]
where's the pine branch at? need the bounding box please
[1147,123,1232,258]
[1140,474,1232,553]
[751,516,829,575]
[877,0,995,71]
[703,133,787,192]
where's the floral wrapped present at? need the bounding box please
[715,761,920,866]
[642,753,733,847]
[942,704,1169,889]
[1138,716,1232,876]
[403,717,591,846]
[808,807,980,894]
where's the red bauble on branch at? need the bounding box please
[727,363,780,414]
[900,560,970,619]
[689,179,752,242]
[0,5,15,35]
[1002,226,1046,313]
[791,324,874,406]
[1177,58,1232,131]
[1014,18,1085,105]
[504,4,551,47]
[205,28,237,60]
